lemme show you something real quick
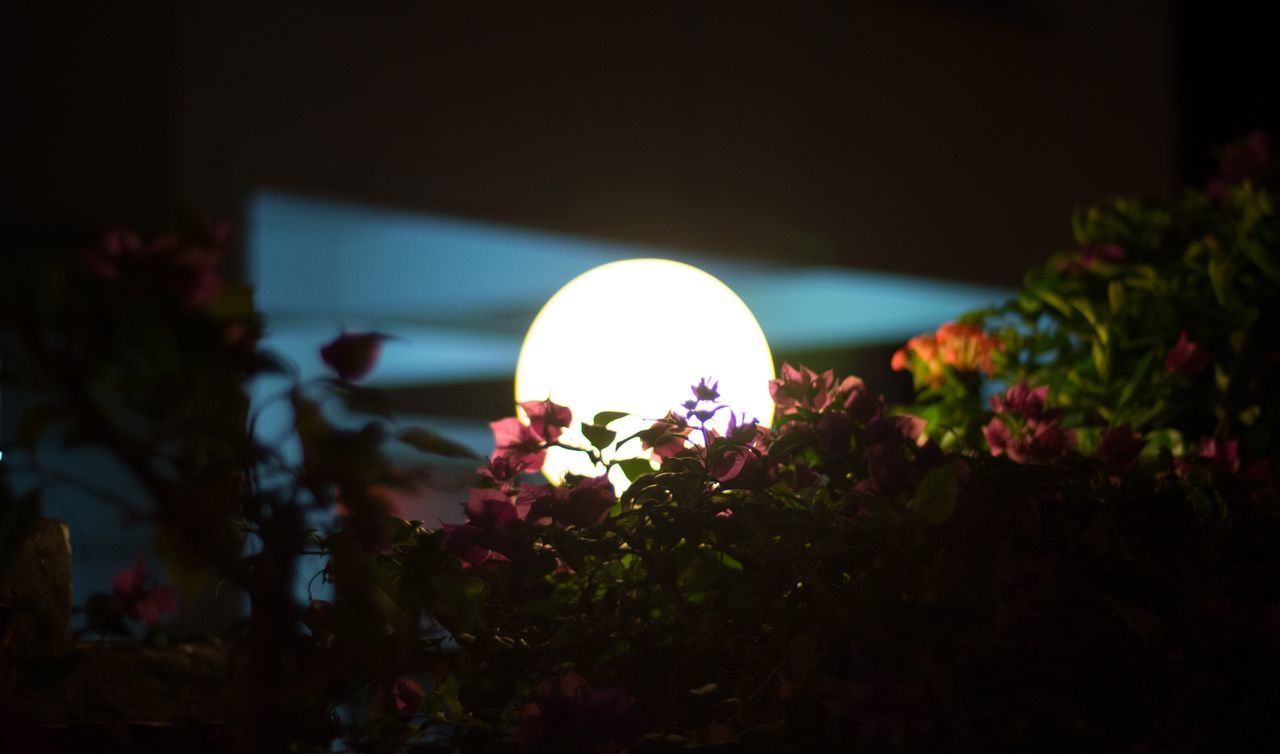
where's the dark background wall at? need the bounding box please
[7,0,1201,286]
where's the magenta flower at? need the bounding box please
[516,483,559,525]
[519,671,643,754]
[770,363,838,413]
[464,488,520,530]
[442,522,493,566]
[989,383,1049,417]
[555,475,616,528]
[392,677,425,715]
[490,417,547,472]
[111,558,178,626]
[519,398,572,443]
[1199,437,1241,475]
[479,454,533,487]
[320,331,389,381]
[1096,424,1144,471]
[1080,243,1126,269]
[640,412,693,460]
[1165,331,1210,375]
[984,383,1074,464]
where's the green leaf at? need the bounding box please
[1242,239,1280,283]
[907,462,959,525]
[593,411,629,427]
[397,427,481,460]
[581,423,617,450]
[617,457,655,482]
[1108,280,1125,314]
[1208,256,1232,307]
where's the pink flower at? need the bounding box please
[640,412,693,460]
[442,522,493,565]
[555,475,616,528]
[1165,331,1210,375]
[770,363,838,413]
[1079,243,1126,268]
[1199,437,1241,475]
[710,445,752,482]
[519,399,572,442]
[490,417,547,472]
[984,383,1074,464]
[320,331,389,381]
[989,383,1050,417]
[111,558,178,626]
[1096,424,1143,471]
[464,488,520,530]
[516,483,559,525]
[392,678,425,715]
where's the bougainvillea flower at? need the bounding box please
[1165,331,1210,375]
[1079,242,1126,269]
[392,677,425,715]
[478,454,531,487]
[442,522,492,566]
[816,411,853,458]
[710,445,752,483]
[1208,130,1273,196]
[464,488,520,530]
[111,558,178,626]
[1096,424,1144,471]
[519,398,572,442]
[490,417,547,472]
[517,482,560,525]
[990,383,1050,418]
[984,383,1073,464]
[640,412,694,460]
[1198,437,1241,475]
[769,363,838,413]
[519,671,644,754]
[320,331,388,381]
[554,475,616,528]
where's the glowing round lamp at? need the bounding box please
[515,258,775,489]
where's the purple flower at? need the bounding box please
[320,331,389,381]
[1165,331,1210,375]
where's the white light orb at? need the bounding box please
[515,258,775,489]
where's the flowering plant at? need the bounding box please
[2,136,1278,752]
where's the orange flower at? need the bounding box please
[892,323,999,385]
